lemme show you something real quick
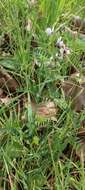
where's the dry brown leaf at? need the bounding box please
[62,73,85,112]
[80,120,85,127]
[81,19,85,34]
[0,33,15,55]
[76,141,85,161]
[78,128,85,136]
[31,36,38,48]
[69,65,79,75]
[71,16,85,34]
[72,16,82,28]
[72,126,85,161]
[35,101,57,118]
[0,88,3,97]
[0,96,11,105]
[0,66,19,92]
[24,100,58,120]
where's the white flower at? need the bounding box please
[56,37,64,48]
[45,27,54,36]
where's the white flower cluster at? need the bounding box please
[56,37,70,59]
[45,27,71,59]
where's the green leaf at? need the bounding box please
[32,136,39,145]
[0,58,18,70]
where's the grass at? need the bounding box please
[0,0,85,189]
